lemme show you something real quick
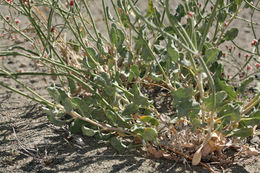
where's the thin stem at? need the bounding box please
[81,0,100,40]
[0,69,54,107]
[75,1,97,42]
[215,2,242,46]
[199,0,220,52]
[0,72,67,77]
[235,16,260,26]
[140,35,175,91]
[244,0,260,11]
[165,0,196,51]
[57,7,100,67]
[231,40,259,56]
[127,0,198,55]
[198,73,205,123]
[0,81,52,107]
[242,92,260,114]
[0,12,33,43]
[102,0,110,35]
[250,0,260,56]
[63,107,134,136]
[230,55,254,81]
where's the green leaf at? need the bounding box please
[101,72,112,86]
[151,7,162,27]
[235,0,243,5]
[151,73,163,82]
[130,65,140,77]
[47,86,68,104]
[218,103,241,122]
[68,77,76,94]
[80,26,86,38]
[42,107,66,126]
[95,132,112,140]
[47,86,61,103]
[132,125,144,135]
[205,48,219,65]
[217,10,227,23]
[172,88,200,117]
[167,40,179,63]
[72,97,91,117]
[64,97,74,113]
[240,111,260,126]
[215,77,237,100]
[109,137,127,153]
[133,94,149,107]
[139,116,159,126]
[127,71,135,83]
[164,26,175,35]
[172,87,194,101]
[110,23,125,49]
[103,86,116,98]
[91,108,108,122]
[238,77,254,96]
[174,4,185,22]
[120,11,130,27]
[176,100,200,117]
[204,91,227,111]
[143,127,158,142]
[85,48,97,68]
[81,126,97,137]
[224,28,238,41]
[122,103,139,117]
[106,110,130,128]
[70,119,88,134]
[210,62,224,79]
[86,47,97,58]
[228,2,237,13]
[232,128,253,138]
[145,0,153,17]
[191,118,202,131]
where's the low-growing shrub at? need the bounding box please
[0,0,259,168]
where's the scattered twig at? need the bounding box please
[12,127,56,166]
[167,147,215,173]
[12,127,37,157]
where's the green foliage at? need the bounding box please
[1,0,259,160]
[43,107,66,126]
[204,91,227,112]
[110,23,125,49]
[109,137,127,153]
[82,126,98,137]
[205,48,220,66]
[224,28,239,41]
[172,88,200,118]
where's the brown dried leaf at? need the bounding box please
[192,149,202,165]
[162,153,174,160]
[201,143,213,158]
[146,145,163,159]
[50,69,57,81]
[170,126,177,135]
[245,147,259,156]
[154,150,164,159]
[181,143,195,149]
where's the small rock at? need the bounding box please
[250,135,260,145]
[19,63,27,68]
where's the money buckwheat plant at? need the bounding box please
[0,0,259,170]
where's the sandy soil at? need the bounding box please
[0,1,260,173]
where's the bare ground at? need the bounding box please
[1,1,260,173]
